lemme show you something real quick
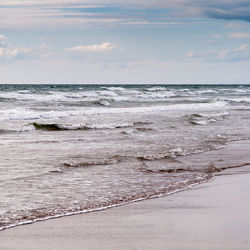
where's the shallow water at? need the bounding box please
[0,84,250,230]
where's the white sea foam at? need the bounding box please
[0,101,228,121]
[101,87,126,91]
[0,87,230,104]
[200,111,229,119]
[198,89,218,94]
[83,101,228,115]
[59,122,135,130]
[18,90,32,94]
[231,97,250,103]
[146,87,167,91]
[0,108,72,121]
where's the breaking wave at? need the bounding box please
[188,111,229,125]
[31,121,151,131]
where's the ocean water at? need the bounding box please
[0,84,250,230]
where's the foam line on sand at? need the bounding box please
[0,167,249,250]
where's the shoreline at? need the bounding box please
[0,166,249,250]
[0,176,212,233]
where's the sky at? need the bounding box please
[0,0,250,84]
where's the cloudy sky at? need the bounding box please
[0,0,250,83]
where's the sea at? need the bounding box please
[0,84,250,231]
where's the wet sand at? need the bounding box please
[0,167,249,250]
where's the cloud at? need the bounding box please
[0,35,7,40]
[0,40,53,62]
[230,33,250,39]
[1,0,250,29]
[217,44,249,61]
[204,3,250,22]
[186,51,195,58]
[186,44,250,62]
[226,22,248,29]
[0,47,31,59]
[66,42,116,52]
[213,34,221,38]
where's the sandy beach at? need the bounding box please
[0,166,249,250]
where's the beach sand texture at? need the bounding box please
[0,167,249,250]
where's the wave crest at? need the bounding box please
[188,111,229,126]
[62,157,121,168]
[32,122,138,131]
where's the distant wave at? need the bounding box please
[3,85,247,105]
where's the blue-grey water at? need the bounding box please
[0,84,250,230]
